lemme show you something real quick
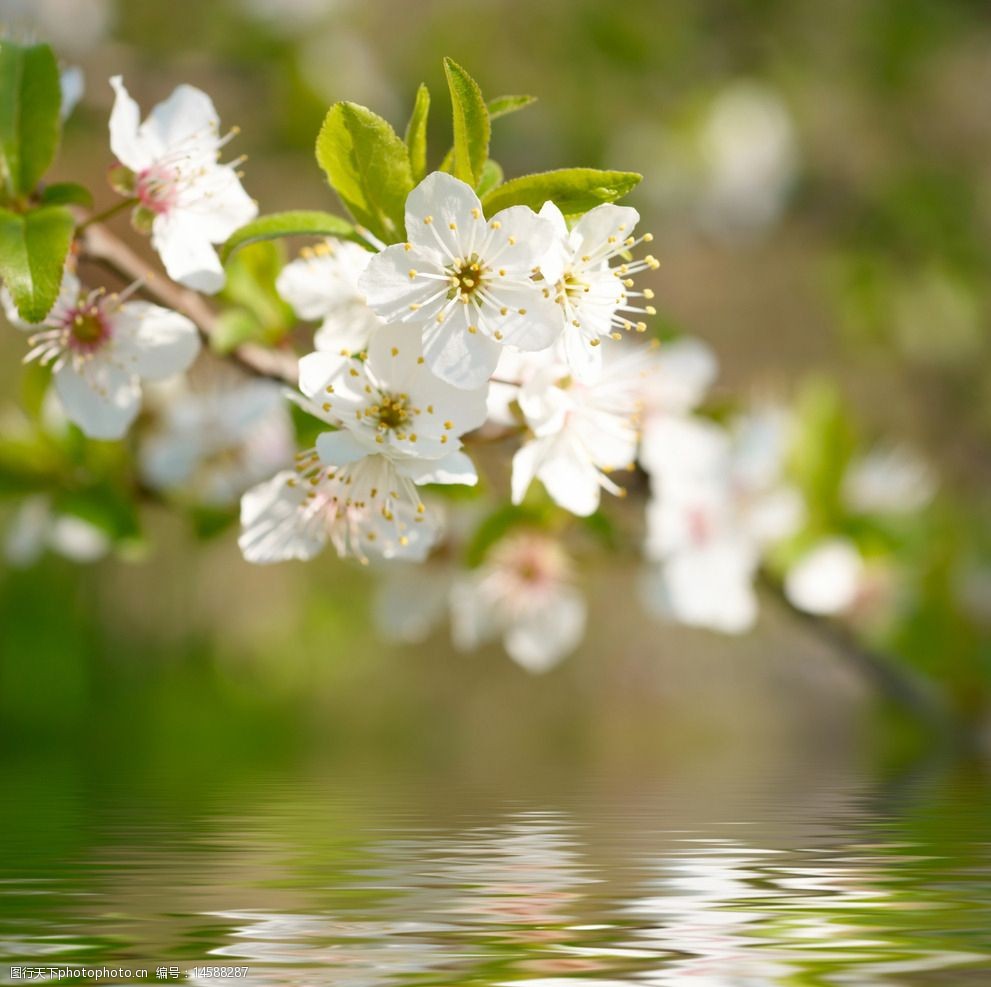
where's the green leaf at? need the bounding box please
[211,308,265,354]
[481,168,642,217]
[316,102,414,243]
[476,159,503,198]
[219,240,294,348]
[0,41,62,201]
[405,84,430,183]
[220,210,361,263]
[0,205,75,322]
[39,182,93,208]
[443,58,490,187]
[488,94,537,120]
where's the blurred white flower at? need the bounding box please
[5,496,109,567]
[276,240,382,354]
[238,458,441,565]
[510,343,648,516]
[373,557,454,644]
[696,82,798,239]
[641,409,803,633]
[451,532,586,673]
[843,445,936,515]
[360,172,559,389]
[784,538,866,616]
[108,76,257,293]
[538,201,658,381]
[59,66,84,121]
[140,372,294,506]
[5,269,199,440]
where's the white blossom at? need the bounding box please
[843,446,936,516]
[140,371,294,506]
[538,200,658,381]
[509,343,648,516]
[641,409,803,633]
[240,324,486,564]
[5,496,110,567]
[238,458,442,565]
[5,270,199,440]
[450,532,586,673]
[784,538,867,616]
[275,239,383,354]
[108,76,257,293]
[359,172,559,390]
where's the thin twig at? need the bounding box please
[78,223,298,385]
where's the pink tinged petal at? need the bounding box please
[505,589,586,673]
[54,359,141,440]
[110,301,200,380]
[298,350,352,400]
[404,172,484,257]
[239,471,326,564]
[422,312,501,390]
[396,451,477,486]
[109,76,155,170]
[571,203,641,258]
[315,429,367,467]
[152,214,225,293]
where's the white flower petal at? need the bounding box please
[315,429,367,466]
[504,588,586,673]
[239,471,326,563]
[110,301,200,380]
[784,538,864,616]
[397,450,477,486]
[571,203,641,258]
[298,349,350,400]
[422,313,501,390]
[142,83,219,157]
[152,214,226,293]
[404,172,484,258]
[109,76,155,170]
[54,359,141,440]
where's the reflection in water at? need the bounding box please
[1,770,990,985]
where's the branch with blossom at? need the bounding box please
[0,41,984,736]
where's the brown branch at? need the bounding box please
[78,223,298,385]
[758,570,956,734]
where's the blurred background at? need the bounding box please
[1,0,991,780]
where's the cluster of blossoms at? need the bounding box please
[1,63,946,676]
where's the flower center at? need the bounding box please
[561,270,589,302]
[135,163,180,215]
[64,302,111,354]
[365,392,411,433]
[448,254,489,301]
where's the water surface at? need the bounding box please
[2,754,990,985]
